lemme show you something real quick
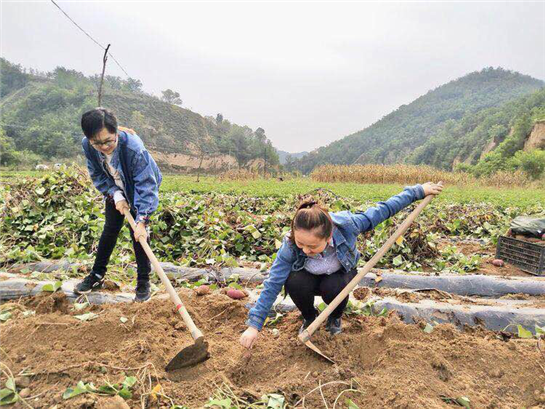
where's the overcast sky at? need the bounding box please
[2,1,544,152]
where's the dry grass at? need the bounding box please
[217,169,262,181]
[217,169,293,182]
[309,164,537,188]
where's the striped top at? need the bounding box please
[304,239,343,275]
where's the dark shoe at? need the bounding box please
[74,272,104,294]
[326,316,342,335]
[135,280,151,302]
[298,314,317,335]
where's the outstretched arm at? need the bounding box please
[351,182,443,234]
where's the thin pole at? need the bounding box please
[98,44,111,106]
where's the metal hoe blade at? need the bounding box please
[299,331,335,364]
[304,340,335,364]
[165,337,210,371]
[296,195,435,364]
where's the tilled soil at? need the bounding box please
[1,289,545,408]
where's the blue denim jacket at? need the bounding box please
[82,131,163,224]
[247,184,425,330]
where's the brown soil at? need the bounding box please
[371,287,458,303]
[33,291,71,314]
[478,257,533,278]
[2,290,545,408]
[103,280,121,292]
[367,287,545,309]
[353,287,370,301]
[451,241,532,278]
[354,286,481,306]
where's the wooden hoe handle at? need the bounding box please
[300,194,434,341]
[123,210,203,340]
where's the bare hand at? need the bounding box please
[422,181,443,196]
[240,326,259,349]
[134,222,148,242]
[115,200,130,215]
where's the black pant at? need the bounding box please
[92,198,151,282]
[285,268,357,321]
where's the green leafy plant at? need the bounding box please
[346,300,388,318]
[74,312,99,322]
[0,311,12,323]
[2,167,543,277]
[204,383,287,408]
[41,280,63,292]
[63,381,96,399]
[62,376,138,400]
[423,323,434,334]
[440,395,471,408]
[0,377,18,406]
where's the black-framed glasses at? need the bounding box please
[90,133,117,148]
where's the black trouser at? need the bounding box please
[285,268,357,321]
[91,198,151,282]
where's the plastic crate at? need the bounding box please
[496,236,545,276]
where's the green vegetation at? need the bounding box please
[290,67,544,173]
[410,90,541,169]
[3,169,545,206]
[0,58,278,170]
[3,58,543,182]
[411,87,545,180]
[2,168,543,276]
[159,175,545,207]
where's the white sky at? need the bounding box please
[2,1,544,152]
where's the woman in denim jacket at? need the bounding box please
[75,108,162,302]
[240,182,442,348]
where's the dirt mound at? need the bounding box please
[1,288,545,408]
[353,287,370,301]
[34,291,71,314]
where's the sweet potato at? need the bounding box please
[492,259,504,267]
[195,285,210,296]
[226,288,247,299]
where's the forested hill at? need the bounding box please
[290,68,543,173]
[276,150,309,165]
[410,87,545,172]
[0,58,279,170]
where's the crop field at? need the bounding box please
[1,167,544,408]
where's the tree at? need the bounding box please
[255,127,266,142]
[52,67,86,89]
[104,75,124,90]
[229,127,251,167]
[216,113,223,124]
[0,128,17,166]
[161,89,182,106]
[125,78,143,93]
[488,124,508,143]
[513,149,545,180]
[0,58,29,97]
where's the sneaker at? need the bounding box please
[326,316,342,335]
[74,272,104,294]
[135,280,151,303]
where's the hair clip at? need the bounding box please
[299,201,317,210]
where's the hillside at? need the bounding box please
[290,68,543,173]
[410,87,545,170]
[0,59,279,171]
[276,150,309,165]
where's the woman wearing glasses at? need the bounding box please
[240,182,443,349]
[75,107,162,302]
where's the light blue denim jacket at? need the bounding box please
[82,131,162,224]
[247,184,425,330]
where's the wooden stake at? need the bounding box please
[98,44,111,106]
